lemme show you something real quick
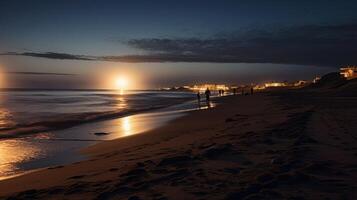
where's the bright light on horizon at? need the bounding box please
[95,66,144,90]
[115,76,129,90]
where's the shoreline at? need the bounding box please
[1,92,357,199]
[0,94,270,196]
[0,96,196,140]
[0,98,206,181]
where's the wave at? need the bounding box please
[0,90,196,139]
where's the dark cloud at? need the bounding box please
[125,23,357,66]
[1,23,357,66]
[6,71,76,76]
[1,52,95,61]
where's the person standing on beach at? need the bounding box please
[197,92,201,108]
[250,87,254,95]
[205,88,211,102]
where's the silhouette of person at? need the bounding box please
[250,87,254,95]
[205,88,211,102]
[233,88,237,95]
[197,92,201,108]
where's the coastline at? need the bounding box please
[0,97,203,181]
[1,92,357,199]
[0,94,274,197]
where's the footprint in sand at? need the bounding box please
[68,175,86,180]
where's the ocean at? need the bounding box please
[0,90,202,179]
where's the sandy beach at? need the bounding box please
[2,1,357,199]
[0,90,357,199]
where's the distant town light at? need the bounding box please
[264,82,287,88]
[191,84,229,91]
[340,66,357,80]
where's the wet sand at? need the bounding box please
[0,106,188,180]
[0,92,357,199]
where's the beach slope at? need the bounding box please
[0,92,357,199]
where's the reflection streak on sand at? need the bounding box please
[122,116,131,136]
[0,139,42,180]
[112,110,188,139]
[116,94,133,137]
[111,97,217,139]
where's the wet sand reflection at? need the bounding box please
[0,139,42,180]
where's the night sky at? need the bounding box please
[1,0,357,89]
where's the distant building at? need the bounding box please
[340,66,357,80]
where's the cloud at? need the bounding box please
[125,23,357,66]
[1,23,357,66]
[1,52,95,61]
[6,71,77,76]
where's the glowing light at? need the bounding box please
[190,84,229,92]
[264,82,287,88]
[340,66,357,80]
[116,77,128,89]
[122,116,131,136]
[114,76,131,94]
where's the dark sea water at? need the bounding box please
[0,90,202,180]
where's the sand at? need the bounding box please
[0,91,357,200]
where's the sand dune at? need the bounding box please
[305,72,357,97]
[0,91,357,199]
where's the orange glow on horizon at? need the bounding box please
[115,76,129,91]
[100,67,144,90]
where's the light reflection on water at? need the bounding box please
[0,139,43,180]
[0,108,15,130]
[116,96,127,110]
